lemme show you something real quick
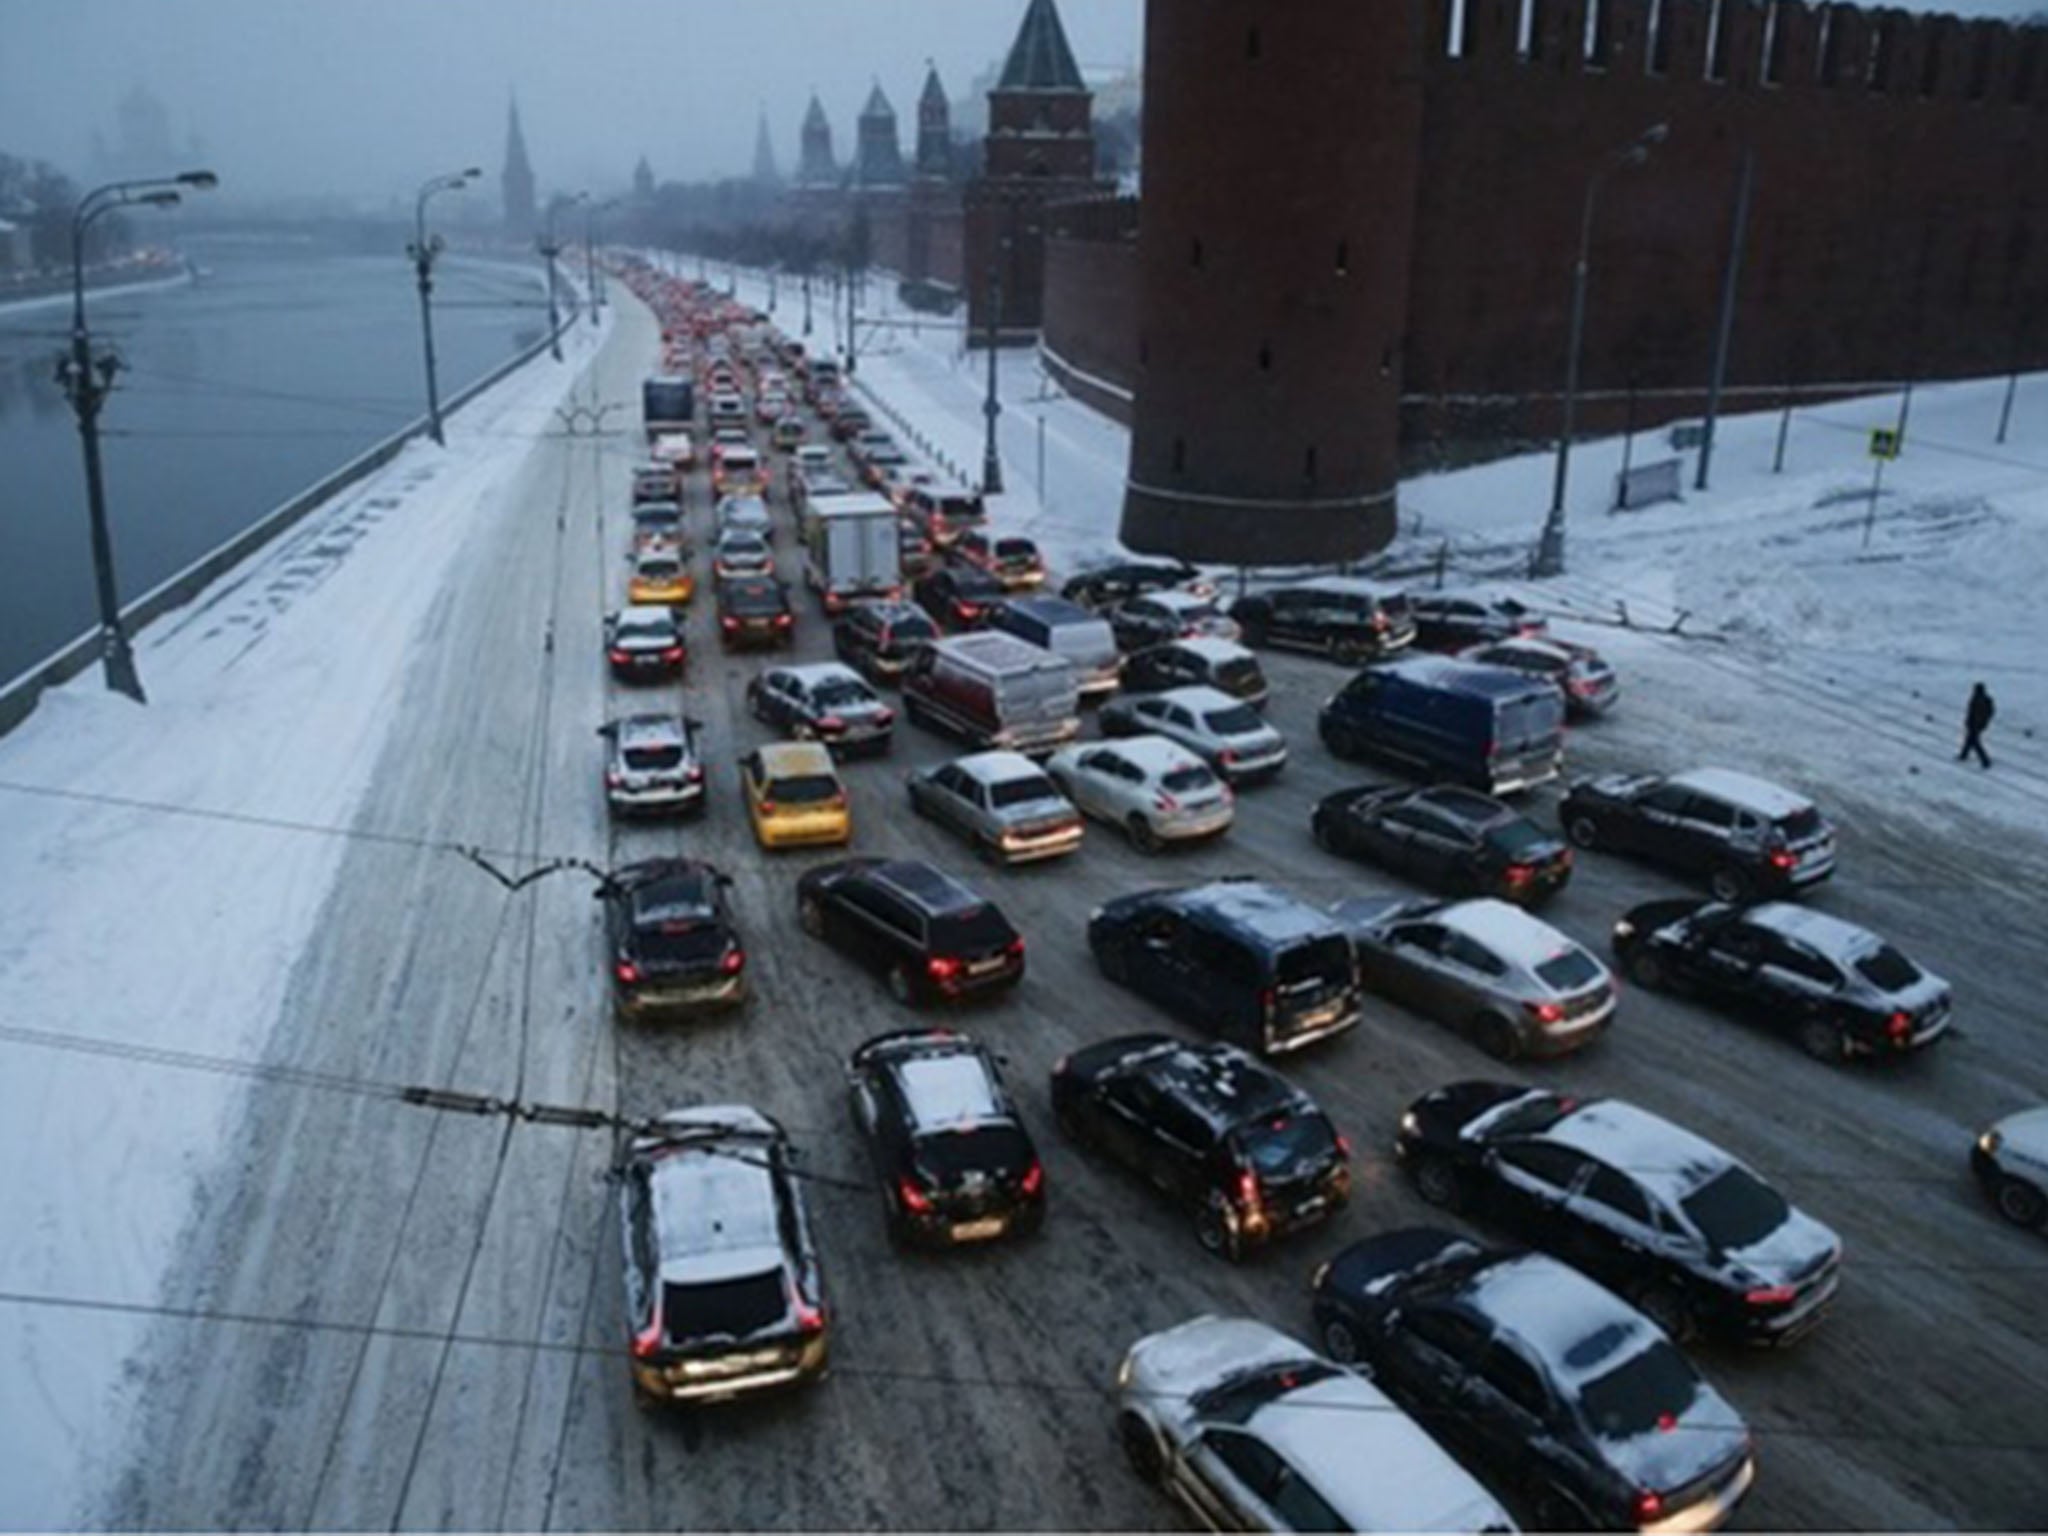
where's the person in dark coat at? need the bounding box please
[1958,682,1995,769]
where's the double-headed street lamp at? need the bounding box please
[1533,122,1668,579]
[981,236,1012,497]
[409,166,481,447]
[59,170,218,703]
[539,192,586,361]
[584,196,619,326]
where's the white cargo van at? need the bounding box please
[803,490,903,615]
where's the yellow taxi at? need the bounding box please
[741,741,851,849]
[628,548,695,607]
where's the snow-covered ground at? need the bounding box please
[0,306,608,1528]
[721,261,2048,838]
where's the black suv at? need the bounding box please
[1228,578,1416,663]
[833,599,939,684]
[598,859,747,1020]
[1395,1081,1844,1345]
[1312,1229,1757,1533]
[1122,638,1269,708]
[913,564,1007,632]
[1407,592,1545,651]
[1613,899,1953,1062]
[1051,1033,1349,1259]
[1560,767,1836,902]
[1088,880,1361,1055]
[618,1107,828,1406]
[1312,782,1573,906]
[1061,559,1209,611]
[796,858,1025,1006]
[847,1029,1045,1247]
[715,574,795,649]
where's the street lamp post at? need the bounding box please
[845,261,858,377]
[1534,123,1667,578]
[802,268,813,337]
[59,170,218,703]
[768,263,779,313]
[539,192,585,361]
[408,166,481,447]
[583,197,618,327]
[981,239,1009,496]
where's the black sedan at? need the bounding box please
[796,857,1025,1006]
[1612,898,1953,1062]
[1312,1228,1758,1533]
[598,859,747,1021]
[715,575,795,649]
[1060,559,1213,611]
[912,565,1007,633]
[1051,1033,1349,1260]
[847,1028,1045,1248]
[1407,592,1546,651]
[1395,1080,1843,1345]
[1312,782,1573,905]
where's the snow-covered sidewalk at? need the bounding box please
[0,307,610,1528]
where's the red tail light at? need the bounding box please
[1504,863,1535,883]
[1886,1010,1912,1040]
[1633,1490,1664,1526]
[609,648,631,664]
[721,616,740,630]
[614,960,641,986]
[1745,1284,1796,1306]
[898,1177,933,1214]
[605,771,623,789]
[1154,792,1181,812]
[631,1319,664,1359]
[1005,936,1026,960]
[660,646,684,663]
[1525,1000,1565,1024]
[1335,1133,1353,1159]
[1236,1169,1261,1210]
[1259,987,1276,1019]
[793,1296,826,1334]
[1218,748,1238,765]
[955,602,981,621]
[720,947,746,975]
[876,708,895,726]
[1020,1161,1044,1197]
[686,766,704,782]
[1768,847,1798,871]
[757,799,775,815]
[774,613,793,628]
[927,955,963,982]
[817,715,846,732]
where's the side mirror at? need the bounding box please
[716,873,735,889]
[685,716,705,731]
[597,722,616,737]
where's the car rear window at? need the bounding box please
[1853,945,1921,991]
[661,1272,786,1346]
[770,773,841,804]
[1497,693,1564,749]
[929,905,1016,953]
[617,617,672,641]
[636,920,729,964]
[638,560,681,581]
[634,508,680,528]
[1233,1113,1337,1176]
[913,1124,1032,1184]
[1215,658,1263,692]
[1775,807,1824,842]
[1162,766,1217,794]
[1203,703,1264,735]
[1275,935,1353,988]
[1679,1166,1791,1252]
[726,585,784,614]
[995,539,1035,559]
[812,679,873,709]
[1574,1336,1701,1441]
[885,613,937,644]
[1484,819,1553,859]
[624,744,684,771]
[1535,948,1603,992]
[989,774,1059,808]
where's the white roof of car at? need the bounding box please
[1439,897,1595,976]
[1151,684,1246,715]
[955,750,1046,785]
[896,1052,1002,1129]
[1474,636,1574,664]
[1462,1252,1660,1386]
[1743,901,1879,958]
[1143,589,1215,614]
[619,603,677,627]
[651,1149,784,1285]
[1096,734,1208,777]
[1174,636,1254,666]
[782,661,869,692]
[1669,767,1812,818]
[1544,1098,1734,1206]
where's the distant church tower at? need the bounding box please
[752,108,782,187]
[796,93,838,187]
[914,63,952,181]
[501,95,536,243]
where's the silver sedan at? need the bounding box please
[1100,685,1288,784]
[906,750,1083,865]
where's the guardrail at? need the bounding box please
[0,286,582,740]
[849,375,974,489]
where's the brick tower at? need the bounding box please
[1120,2,1423,565]
[796,93,838,187]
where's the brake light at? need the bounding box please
[687,766,704,782]
[898,1177,933,1213]
[817,715,846,732]
[1335,1133,1352,1159]
[1745,1284,1796,1306]
[1236,1169,1261,1210]
[720,946,746,975]
[721,616,740,630]
[1218,748,1238,765]
[1020,1161,1044,1197]
[793,1297,826,1334]
[1005,936,1026,960]
[1768,847,1798,871]
[614,960,641,986]
[605,771,623,789]
[1633,1490,1664,1526]
[1504,863,1535,883]
[757,799,775,815]
[609,648,631,664]
[876,708,895,726]
[1524,1000,1565,1024]
[1259,987,1276,1019]
[927,955,963,982]
[1886,1010,1912,1040]
[955,602,981,621]
[1154,792,1180,812]
[631,1319,664,1359]
[660,646,684,663]
[1373,612,1390,631]
[774,612,793,628]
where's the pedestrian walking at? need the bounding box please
[1958,682,1995,769]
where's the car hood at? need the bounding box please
[1120,1315,1310,1412]
[1991,1106,2048,1161]
[1720,1206,1840,1286]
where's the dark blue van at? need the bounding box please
[1317,655,1565,794]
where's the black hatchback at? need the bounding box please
[1312,782,1572,906]
[847,1028,1045,1248]
[833,599,939,684]
[1051,1033,1350,1260]
[797,858,1025,1006]
[1395,1081,1844,1346]
[598,859,747,1021]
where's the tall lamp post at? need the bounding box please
[59,170,218,703]
[980,237,1010,496]
[408,166,480,447]
[1533,123,1668,578]
[802,266,813,337]
[538,192,585,361]
[583,196,618,326]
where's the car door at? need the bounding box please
[1560,1162,1662,1293]
[1122,909,1187,1009]
[767,670,803,728]
[1184,1428,1285,1531]
[1143,1094,1214,1203]
[1067,748,1120,819]
[1694,918,1772,1012]
[1755,933,1847,1028]
[1402,806,1475,887]
[1483,1139,1592,1238]
[1626,782,1695,860]
[620,1163,658,1339]
[740,751,765,817]
[1393,1305,1502,1464]
[1369,921,1456,1013]
[834,882,906,972]
[1097,1072,1166,1177]
[1162,701,1206,758]
[1436,929,1513,1024]
[1673,792,1738,871]
[926,763,973,835]
[1265,591,1310,647]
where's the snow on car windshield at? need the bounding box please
[624,744,684,771]
[661,1272,785,1346]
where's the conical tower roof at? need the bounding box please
[802,93,830,131]
[862,83,895,121]
[920,64,948,109]
[997,0,1085,92]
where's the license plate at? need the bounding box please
[951,1217,1005,1242]
[1290,1196,1328,1222]
[968,957,1005,976]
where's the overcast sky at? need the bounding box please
[2,0,2038,209]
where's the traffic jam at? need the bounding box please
[590,254,2043,1534]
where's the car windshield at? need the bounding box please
[1161,765,1217,794]
[1575,1336,1702,1442]
[1275,936,1351,988]
[1233,1113,1337,1176]
[913,1124,1033,1184]
[1484,819,1554,859]
[1215,659,1263,691]
[768,773,840,804]
[1203,703,1263,735]
[1854,945,1921,991]
[623,744,684,771]
[661,1272,786,1347]
[812,679,874,709]
[1190,1361,1340,1425]
[726,585,784,614]
[1679,1166,1791,1252]
[930,905,1016,953]
[637,560,681,582]
[989,774,1059,808]
[1535,948,1603,992]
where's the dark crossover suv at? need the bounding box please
[1395,1082,1844,1345]
[1407,592,1546,651]
[1561,767,1836,902]
[1612,899,1953,1062]
[599,859,747,1020]
[833,599,939,683]
[1312,1229,1757,1533]
[1051,1034,1350,1260]
[605,604,686,681]
[914,564,1008,632]
[1088,879,1363,1055]
[1121,638,1270,708]
[715,575,795,649]
[796,858,1025,1006]
[617,1106,828,1406]
[1061,558,1211,610]
[1229,578,1417,663]
[1312,782,1573,905]
[846,1029,1045,1247]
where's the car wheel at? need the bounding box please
[1632,1284,1698,1344]
[1119,1413,1166,1484]
[1126,814,1162,854]
[1330,635,1368,666]
[906,783,929,818]
[1709,865,1750,904]
[1410,1153,1465,1211]
[1311,814,1339,853]
[1994,1175,2047,1229]
[1625,949,1668,991]
[1796,1016,1846,1063]
[1477,1014,1523,1063]
[1194,1197,1237,1260]
[887,964,917,1006]
[1320,1318,1360,1365]
[1566,815,1602,850]
[1526,1482,1592,1532]
[799,895,825,939]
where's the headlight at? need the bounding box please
[1979,1129,2002,1156]
[1612,918,1636,940]
[1115,1356,1134,1390]
[1089,906,1104,924]
[1399,1110,1421,1138]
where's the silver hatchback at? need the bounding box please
[600,713,706,816]
[906,750,1084,865]
[1336,895,1615,1061]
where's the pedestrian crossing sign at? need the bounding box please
[1869,428,1901,460]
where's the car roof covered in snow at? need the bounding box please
[894,1050,1004,1131]
[1172,636,1255,665]
[650,1145,786,1285]
[1377,653,1561,698]
[1439,897,1596,974]
[1137,589,1217,613]
[617,603,678,629]
[1147,685,1255,717]
[1088,734,1210,777]
[869,859,986,917]
[954,749,1050,785]
[1669,767,1813,818]
[1454,1251,1661,1387]
[1171,879,1347,950]
[1137,1039,1304,1133]
[780,661,870,692]
[757,740,837,777]
[1541,1097,1735,1206]
[615,713,688,748]
[1741,901,1881,959]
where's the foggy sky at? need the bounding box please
[2,0,2039,211]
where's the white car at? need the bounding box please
[1101,686,1288,784]
[1046,735,1233,852]
[712,528,774,580]
[1116,1315,1515,1533]
[649,430,695,469]
[716,494,774,542]
[1975,1106,2048,1229]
